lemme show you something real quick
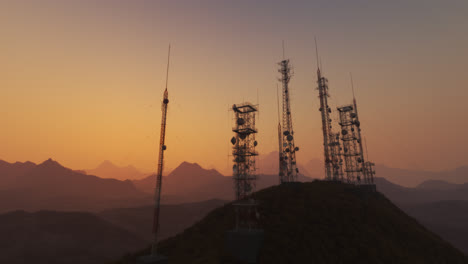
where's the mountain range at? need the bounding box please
[0,159,152,212]
[2,157,468,262]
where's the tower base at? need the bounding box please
[360,184,377,192]
[225,229,264,264]
[138,254,168,264]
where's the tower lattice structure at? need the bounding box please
[352,98,369,185]
[329,132,344,181]
[337,104,364,184]
[278,59,299,183]
[364,161,376,184]
[231,103,259,229]
[316,68,344,181]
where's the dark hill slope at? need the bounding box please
[114,181,468,264]
[0,211,146,264]
[99,199,226,242]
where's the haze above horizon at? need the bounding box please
[1,0,467,175]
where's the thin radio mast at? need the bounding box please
[315,37,320,71]
[165,45,171,90]
[278,41,299,182]
[349,72,366,184]
[151,45,171,257]
[282,40,285,60]
[350,72,356,101]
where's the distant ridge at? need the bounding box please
[0,159,151,212]
[86,160,147,180]
[375,164,468,187]
[133,161,230,202]
[0,210,146,264]
[132,161,313,203]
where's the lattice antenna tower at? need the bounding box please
[337,104,361,184]
[363,137,376,186]
[278,43,299,183]
[350,74,367,184]
[336,75,368,185]
[151,45,171,256]
[230,103,259,229]
[315,38,339,181]
[277,84,284,183]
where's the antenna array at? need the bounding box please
[277,44,300,183]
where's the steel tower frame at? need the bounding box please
[329,132,344,181]
[278,59,299,183]
[352,97,368,184]
[231,103,259,229]
[337,104,363,184]
[316,67,339,181]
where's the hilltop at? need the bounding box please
[114,181,468,264]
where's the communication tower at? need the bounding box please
[226,103,264,264]
[329,132,344,181]
[140,46,171,264]
[314,40,343,181]
[276,85,284,183]
[363,138,376,186]
[350,77,368,184]
[278,48,300,183]
[337,104,364,184]
[230,102,259,228]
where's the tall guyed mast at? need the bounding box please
[151,45,171,255]
[278,42,299,183]
[315,39,333,180]
[350,74,367,184]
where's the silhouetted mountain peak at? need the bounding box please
[87,160,146,180]
[37,158,66,169]
[177,161,203,170]
[169,162,223,178]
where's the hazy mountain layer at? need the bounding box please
[0,159,152,212]
[0,210,146,264]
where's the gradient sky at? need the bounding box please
[1,0,467,175]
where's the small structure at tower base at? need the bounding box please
[360,184,377,192]
[225,228,264,264]
[138,254,168,264]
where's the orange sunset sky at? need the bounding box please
[1,0,467,175]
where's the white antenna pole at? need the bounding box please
[282,40,285,60]
[165,45,171,91]
[350,72,356,101]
